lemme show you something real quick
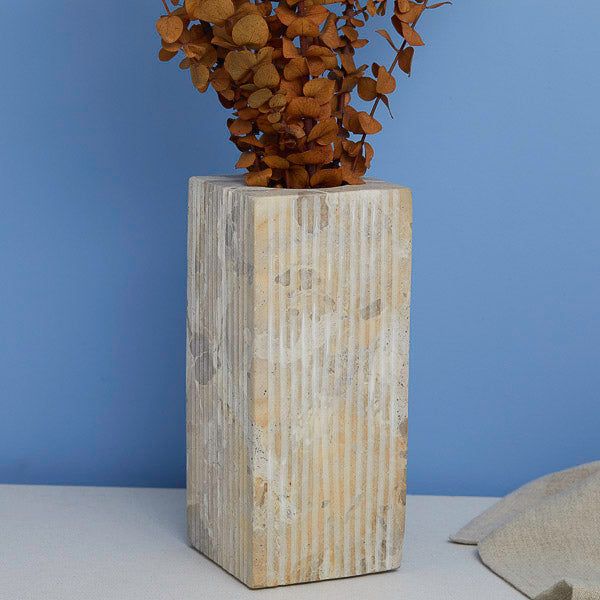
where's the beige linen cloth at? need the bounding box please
[450,462,600,600]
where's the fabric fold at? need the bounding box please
[535,579,600,600]
[450,462,600,599]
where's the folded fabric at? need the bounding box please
[450,462,600,600]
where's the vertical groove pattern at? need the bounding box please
[187,177,411,588]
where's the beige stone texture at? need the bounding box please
[186,175,412,588]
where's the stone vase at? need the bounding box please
[186,175,412,588]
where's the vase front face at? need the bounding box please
[186,176,412,588]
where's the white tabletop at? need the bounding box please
[0,484,522,600]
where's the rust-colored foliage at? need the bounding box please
[156,0,448,188]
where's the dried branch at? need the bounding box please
[154,0,448,188]
[353,0,429,169]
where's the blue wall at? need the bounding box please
[1,1,598,495]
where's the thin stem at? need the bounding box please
[298,0,316,181]
[353,2,427,168]
[336,5,354,126]
[161,0,172,14]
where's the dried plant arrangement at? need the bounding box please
[156,0,448,188]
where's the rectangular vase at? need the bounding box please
[186,175,412,588]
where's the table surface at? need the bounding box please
[0,484,523,600]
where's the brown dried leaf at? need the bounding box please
[287,166,309,188]
[357,77,377,101]
[245,168,272,186]
[357,112,382,134]
[269,93,288,108]
[376,28,398,51]
[341,25,358,43]
[156,16,184,44]
[237,135,265,148]
[274,4,296,26]
[310,167,343,188]
[224,49,256,80]
[253,63,280,88]
[248,88,273,108]
[159,48,178,62]
[232,14,270,49]
[342,107,362,133]
[396,2,425,23]
[286,17,319,39]
[235,2,261,18]
[306,45,335,58]
[341,164,364,185]
[396,0,411,12]
[189,42,217,66]
[229,118,253,136]
[317,101,332,121]
[280,78,303,98]
[286,123,306,139]
[283,57,309,80]
[340,52,357,74]
[305,5,329,26]
[306,117,338,145]
[178,27,192,45]
[306,58,325,78]
[320,15,343,49]
[210,67,231,91]
[263,155,290,169]
[339,74,359,93]
[376,66,396,94]
[282,38,300,58]
[288,145,334,165]
[342,139,361,157]
[162,39,182,52]
[379,92,394,117]
[364,142,374,168]
[398,46,414,74]
[185,0,234,24]
[255,47,274,65]
[236,152,256,168]
[221,89,235,101]
[211,26,237,50]
[287,96,322,119]
[190,62,210,92]
[237,107,260,120]
[305,45,337,75]
[183,43,205,59]
[400,21,424,46]
[218,94,236,110]
[303,78,335,104]
[256,115,277,134]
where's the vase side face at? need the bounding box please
[186,178,255,584]
[187,176,411,588]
